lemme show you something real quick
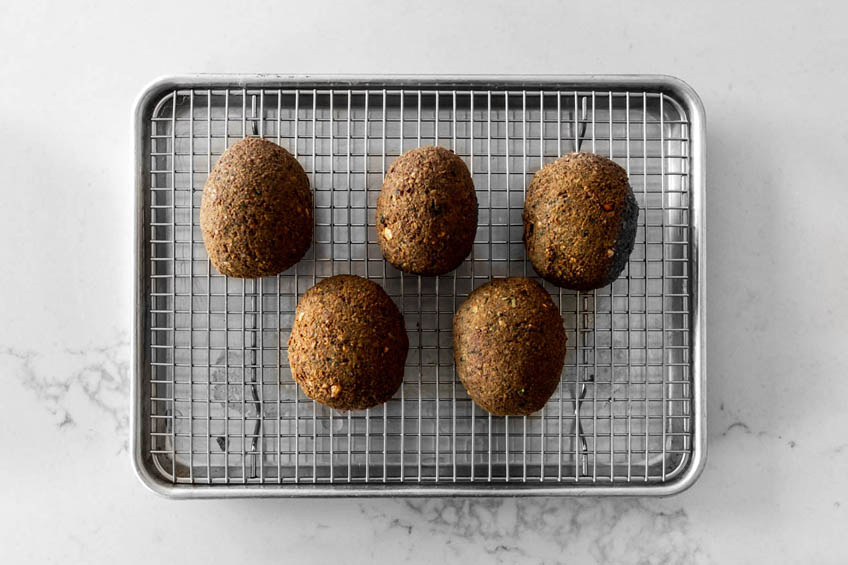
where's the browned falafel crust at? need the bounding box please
[200,137,313,278]
[453,277,567,416]
[523,152,638,291]
[287,275,408,411]
[377,145,477,276]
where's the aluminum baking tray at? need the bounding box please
[132,75,705,497]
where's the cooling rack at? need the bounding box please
[133,75,705,497]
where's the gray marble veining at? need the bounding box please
[4,341,129,440]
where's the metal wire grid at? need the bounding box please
[144,84,692,487]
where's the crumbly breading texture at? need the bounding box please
[377,146,477,276]
[200,137,313,278]
[523,152,638,290]
[453,277,566,416]
[288,275,408,411]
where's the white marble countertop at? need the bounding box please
[2,1,847,563]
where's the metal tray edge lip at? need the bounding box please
[129,482,701,499]
[128,73,705,91]
[131,74,707,498]
[132,76,187,498]
[660,75,708,494]
[648,74,708,496]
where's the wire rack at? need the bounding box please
[133,76,705,496]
